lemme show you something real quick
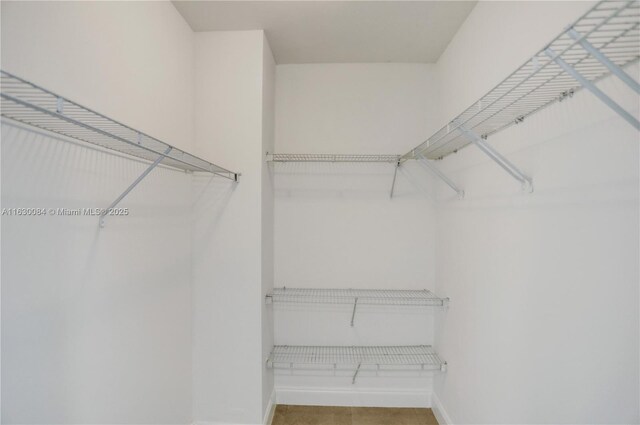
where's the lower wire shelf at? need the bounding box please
[266,288,448,306]
[267,345,446,383]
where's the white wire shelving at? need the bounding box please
[267,1,639,196]
[267,345,446,383]
[1,70,240,226]
[266,287,448,326]
[0,70,239,179]
[267,153,400,163]
[266,287,447,306]
[402,0,639,176]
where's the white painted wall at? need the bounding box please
[2,124,194,425]
[0,1,195,152]
[274,64,441,285]
[1,2,196,424]
[2,5,276,424]
[432,2,639,423]
[273,64,442,406]
[261,33,277,421]
[191,30,274,425]
[437,1,596,121]
[3,1,637,423]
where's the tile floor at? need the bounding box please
[271,405,439,425]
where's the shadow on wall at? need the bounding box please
[1,121,196,424]
[191,173,237,238]
[271,160,448,202]
[430,69,639,424]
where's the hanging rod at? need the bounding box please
[401,0,640,162]
[0,70,239,180]
[267,153,400,163]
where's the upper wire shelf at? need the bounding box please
[266,287,448,307]
[267,153,400,163]
[402,0,640,161]
[0,70,239,180]
[267,345,447,378]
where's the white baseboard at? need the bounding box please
[193,422,261,425]
[431,392,453,425]
[192,390,275,425]
[263,389,276,425]
[275,386,431,408]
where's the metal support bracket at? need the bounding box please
[442,297,451,309]
[350,297,358,327]
[457,125,533,192]
[99,146,172,228]
[352,363,361,384]
[545,48,640,131]
[415,152,464,198]
[389,161,400,198]
[56,97,64,114]
[567,28,640,94]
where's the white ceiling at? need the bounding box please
[172,1,477,64]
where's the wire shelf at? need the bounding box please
[267,345,446,372]
[402,0,640,161]
[0,70,239,180]
[267,153,400,163]
[266,287,448,306]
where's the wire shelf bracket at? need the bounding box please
[567,27,640,94]
[457,124,533,192]
[352,363,362,384]
[99,146,172,227]
[545,47,640,131]
[389,160,401,198]
[414,152,464,198]
[350,297,359,327]
[0,70,241,227]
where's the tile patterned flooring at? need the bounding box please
[271,405,439,425]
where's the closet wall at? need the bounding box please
[2,3,277,424]
[272,64,443,406]
[191,30,275,425]
[1,2,196,423]
[432,1,640,423]
[2,1,638,424]
[262,35,277,420]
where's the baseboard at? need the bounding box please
[431,392,453,425]
[263,388,276,425]
[193,422,261,425]
[191,392,275,425]
[275,386,431,408]
[192,391,275,425]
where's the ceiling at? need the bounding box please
[172,1,477,64]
